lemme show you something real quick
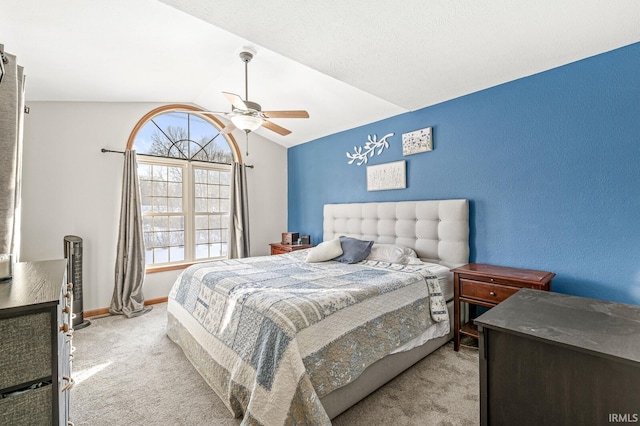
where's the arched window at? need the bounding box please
[127,105,241,270]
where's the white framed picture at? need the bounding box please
[402,126,433,156]
[366,160,406,191]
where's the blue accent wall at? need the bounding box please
[288,42,640,305]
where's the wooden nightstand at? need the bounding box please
[269,243,314,255]
[451,263,554,351]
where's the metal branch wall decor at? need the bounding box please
[346,133,394,166]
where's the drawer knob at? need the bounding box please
[60,323,74,336]
[490,291,497,297]
[490,278,495,282]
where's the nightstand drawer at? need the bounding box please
[460,279,518,304]
[271,247,289,255]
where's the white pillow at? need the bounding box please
[305,238,343,263]
[366,243,418,264]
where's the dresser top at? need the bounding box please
[0,260,67,312]
[475,289,640,364]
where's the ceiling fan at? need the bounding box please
[208,49,309,137]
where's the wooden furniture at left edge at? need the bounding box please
[0,260,73,425]
[451,263,554,351]
[269,242,314,255]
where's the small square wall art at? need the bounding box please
[402,126,433,156]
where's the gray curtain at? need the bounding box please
[228,162,250,258]
[0,47,25,258]
[110,150,150,318]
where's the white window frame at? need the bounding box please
[138,155,232,271]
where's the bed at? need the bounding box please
[167,199,469,425]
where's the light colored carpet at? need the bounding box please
[71,303,478,425]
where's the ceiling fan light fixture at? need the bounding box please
[231,114,263,132]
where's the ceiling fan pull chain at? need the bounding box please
[245,131,250,156]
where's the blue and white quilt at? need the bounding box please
[167,250,449,426]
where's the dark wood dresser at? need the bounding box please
[475,289,640,426]
[0,260,73,425]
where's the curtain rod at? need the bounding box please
[100,148,254,168]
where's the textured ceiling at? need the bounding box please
[2,0,640,147]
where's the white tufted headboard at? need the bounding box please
[323,199,469,268]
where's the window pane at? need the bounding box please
[168,197,182,213]
[168,167,182,182]
[168,182,182,197]
[220,171,231,185]
[207,198,220,213]
[209,229,221,243]
[210,244,222,257]
[153,165,167,181]
[153,197,168,213]
[220,199,230,213]
[209,215,221,229]
[195,183,207,197]
[195,215,208,230]
[220,185,230,199]
[170,231,184,246]
[153,216,169,231]
[194,169,207,183]
[170,246,184,262]
[154,247,169,263]
[195,198,207,212]
[153,181,167,197]
[139,180,152,196]
[154,231,169,248]
[145,249,153,264]
[169,216,184,231]
[195,244,209,259]
[143,232,153,248]
[138,164,152,180]
[141,197,152,213]
[207,185,219,198]
[196,230,209,244]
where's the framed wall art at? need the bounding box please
[402,126,433,156]
[366,160,406,191]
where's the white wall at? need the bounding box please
[21,101,288,311]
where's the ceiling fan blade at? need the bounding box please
[262,110,309,119]
[219,122,237,135]
[198,111,233,117]
[222,92,248,110]
[262,120,291,136]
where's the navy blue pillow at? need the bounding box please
[333,236,374,264]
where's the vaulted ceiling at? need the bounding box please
[2,1,640,147]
